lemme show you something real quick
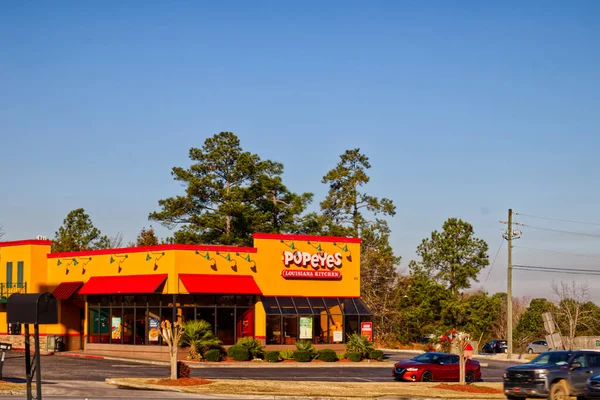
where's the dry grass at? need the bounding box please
[0,381,27,394]
[107,377,505,399]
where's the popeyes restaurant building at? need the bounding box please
[0,233,372,359]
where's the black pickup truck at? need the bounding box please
[503,350,600,399]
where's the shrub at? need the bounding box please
[368,350,384,361]
[279,349,294,360]
[345,333,374,358]
[179,320,221,360]
[293,350,312,362]
[227,345,250,361]
[237,337,265,359]
[295,340,314,352]
[173,361,190,378]
[317,349,337,362]
[204,349,221,362]
[346,352,362,362]
[336,352,346,360]
[265,351,280,363]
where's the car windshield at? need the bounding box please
[530,352,571,366]
[412,353,442,363]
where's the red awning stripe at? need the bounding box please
[179,274,262,295]
[78,274,168,295]
[52,282,84,300]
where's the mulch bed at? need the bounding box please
[152,378,212,386]
[433,384,503,394]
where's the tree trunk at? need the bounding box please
[170,345,178,379]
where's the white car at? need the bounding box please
[525,340,549,354]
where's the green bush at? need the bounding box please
[237,337,265,359]
[295,340,314,352]
[336,352,346,360]
[279,349,294,360]
[345,333,373,358]
[293,350,312,362]
[204,349,221,362]
[368,350,384,361]
[346,352,362,362]
[265,351,280,363]
[227,345,250,361]
[316,349,337,362]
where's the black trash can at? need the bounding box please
[55,336,64,352]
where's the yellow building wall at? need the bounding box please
[252,235,361,297]
[0,240,52,335]
[2,233,361,344]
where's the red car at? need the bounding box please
[392,352,481,383]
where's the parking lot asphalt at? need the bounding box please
[2,350,510,383]
[0,350,518,399]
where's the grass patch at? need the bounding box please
[108,378,505,398]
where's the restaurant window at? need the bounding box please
[266,315,281,344]
[110,307,123,344]
[196,295,215,306]
[237,295,254,307]
[262,297,280,314]
[216,295,235,307]
[17,262,24,288]
[216,308,235,345]
[260,297,373,344]
[197,308,216,333]
[282,315,298,345]
[277,297,296,315]
[324,298,343,344]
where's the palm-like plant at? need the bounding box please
[345,333,374,358]
[179,320,221,360]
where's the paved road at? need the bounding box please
[2,351,510,384]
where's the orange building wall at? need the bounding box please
[1,233,362,345]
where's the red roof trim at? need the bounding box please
[252,233,362,244]
[0,239,52,248]
[260,295,360,298]
[48,244,257,259]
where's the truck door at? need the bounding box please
[570,353,594,394]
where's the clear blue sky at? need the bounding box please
[2,1,600,301]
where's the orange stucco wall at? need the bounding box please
[0,233,362,344]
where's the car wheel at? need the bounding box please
[550,380,568,400]
[527,348,533,354]
[420,371,433,382]
[465,371,475,383]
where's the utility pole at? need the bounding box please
[506,208,513,360]
[500,209,522,360]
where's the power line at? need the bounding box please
[513,264,600,276]
[513,245,600,259]
[514,212,600,227]
[484,238,504,284]
[519,223,600,239]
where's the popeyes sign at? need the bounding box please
[281,251,343,280]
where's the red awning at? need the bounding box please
[52,281,83,300]
[78,274,167,295]
[179,274,262,295]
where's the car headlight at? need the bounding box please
[406,367,420,372]
[536,369,549,378]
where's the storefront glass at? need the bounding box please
[87,294,255,346]
[260,297,373,344]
